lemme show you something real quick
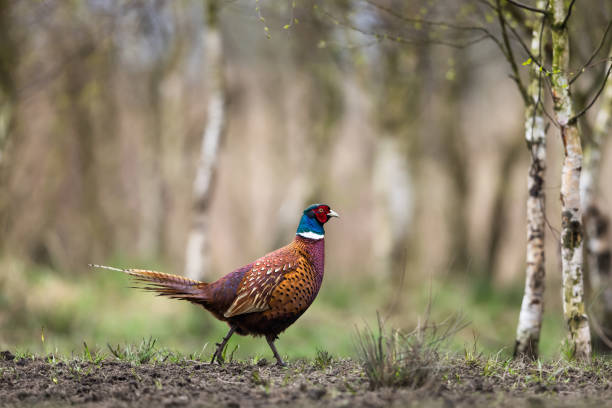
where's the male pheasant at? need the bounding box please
[91,204,338,366]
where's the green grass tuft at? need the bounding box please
[356,312,468,389]
[313,348,333,369]
[107,336,160,364]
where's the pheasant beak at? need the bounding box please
[327,209,339,218]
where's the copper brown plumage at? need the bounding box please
[91,204,338,366]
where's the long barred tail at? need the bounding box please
[89,264,208,302]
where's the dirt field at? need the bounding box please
[1,350,611,407]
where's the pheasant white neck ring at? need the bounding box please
[297,231,325,240]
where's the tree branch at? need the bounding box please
[569,63,612,124]
[506,17,546,71]
[365,0,488,31]
[570,20,612,85]
[317,5,492,49]
[506,0,548,15]
[561,0,576,29]
[496,0,530,104]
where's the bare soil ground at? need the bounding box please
[1,350,611,407]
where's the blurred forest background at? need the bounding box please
[1,0,611,360]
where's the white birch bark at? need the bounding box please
[551,0,591,360]
[514,0,547,359]
[581,48,612,340]
[184,0,226,280]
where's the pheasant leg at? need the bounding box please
[211,327,235,364]
[266,337,286,367]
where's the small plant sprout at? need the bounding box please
[82,342,105,364]
[314,348,333,369]
[188,343,208,362]
[463,332,482,366]
[107,337,160,365]
[215,342,239,364]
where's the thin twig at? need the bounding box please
[506,0,548,15]
[363,0,505,49]
[561,0,576,29]
[473,0,496,11]
[496,0,529,103]
[317,6,490,49]
[365,0,490,32]
[569,63,612,124]
[570,20,612,84]
[506,19,547,71]
[539,99,558,127]
[588,313,612,349]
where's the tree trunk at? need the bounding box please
[442,53,470,272]
[138,65,167,258]
[372,137,413,281]
[138,3,185,259]
[0,0,18,248]
[514,0,547,360]
[485,137,522,281]
[370,45,417,285]
[581,47,612,350]
[550,0,591,361]
[184,0,227,280]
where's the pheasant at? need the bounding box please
[91,203,338,366]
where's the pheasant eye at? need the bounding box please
[314,207,328,223]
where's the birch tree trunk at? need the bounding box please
[550,0,591,360]
[184,0,226,280]
[581,48,612,347]
[514,0,547,360]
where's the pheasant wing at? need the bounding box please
[223,248,299,318]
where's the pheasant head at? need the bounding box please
[296,204,339,240]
